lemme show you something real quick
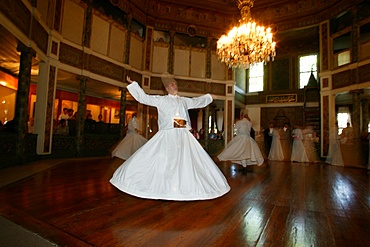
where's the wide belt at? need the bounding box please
[173,118,186,128]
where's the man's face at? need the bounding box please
[166,81,178,95]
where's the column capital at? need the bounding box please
[349,89,364,95]
[76,75,89,82]
[16,42,36,58]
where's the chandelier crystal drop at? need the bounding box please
[216,0,276,69]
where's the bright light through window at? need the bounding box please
[248,62,264,93]
[337,113,349,135]
[299,55,317,89]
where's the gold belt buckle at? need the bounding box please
[174,118,186,128]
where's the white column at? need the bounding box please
[34,61,57,154]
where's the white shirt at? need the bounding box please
[127,81,213,131]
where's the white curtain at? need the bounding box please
[216,110,224,132]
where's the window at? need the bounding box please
[248,62,264,92]
[337,50,350,66]
[337,107,351,135]
[333,32,351,67]
[299,54,317,89]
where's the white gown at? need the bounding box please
[302,129,320,163]
[217,118,264,167]
[110,81,230,201]
[111,116,147,160]
[291,128,309,162]
[268,128,284,161]
[325,126,344,166]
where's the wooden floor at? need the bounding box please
[0,157,369,247]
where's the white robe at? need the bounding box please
[110,81,230,201]
[291,128,309,163]
[217,118,264,167]
[111,116,147,160]
[268,128,284,161]
[325,126,344,166]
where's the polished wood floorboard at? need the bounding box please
[0,157,369,247]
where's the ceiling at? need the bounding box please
[0,0,354,103]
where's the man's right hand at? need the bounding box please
[127,76,133,84]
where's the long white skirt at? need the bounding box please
[291,139,309,162]
[325,139,344,166]
[268,136,284,161]
[111,132,147,160]
[217,135,264,166]
[110,128,230,201]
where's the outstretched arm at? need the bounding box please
[126,78,160,107]
[184,94,213,109]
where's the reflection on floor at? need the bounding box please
[0,156,369,246]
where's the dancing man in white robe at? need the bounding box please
[291,127,309,163]
[110,75,230,201]
[217,109,264,169]
[268,127,285,161]
[325,123,344,166]
[111,112,147,160]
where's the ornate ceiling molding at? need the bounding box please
[110,0,363,35]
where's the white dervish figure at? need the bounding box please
[217,108,264,169]
[302,126,320,163]
[111,112,147,160]
[110,74,230,201]
[325,123,344,166]
[268,127,285,161]
[291,127,309,163]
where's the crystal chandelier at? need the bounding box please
[216,0,276,69]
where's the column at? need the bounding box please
[362,99,370,170]
[197,109,203,132]
[361,99,368,133]
[76,76,88,156]
[204,105,210,151]
[119,87,127,138]
[350,89,363,144]
[168,31,175,74]
[35,62,57,155]
[210,107,216,131]
[83,0,93,48]
[349,89,366,167]
[320,21,330,71]
[15,42,36,161]
[137,103,145,137]
[124,14,132,65]
[204,37,213,150]
[225,99,234,144]
[206,37,212,79]
[144,27,153,71]
[350,6,359,63]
